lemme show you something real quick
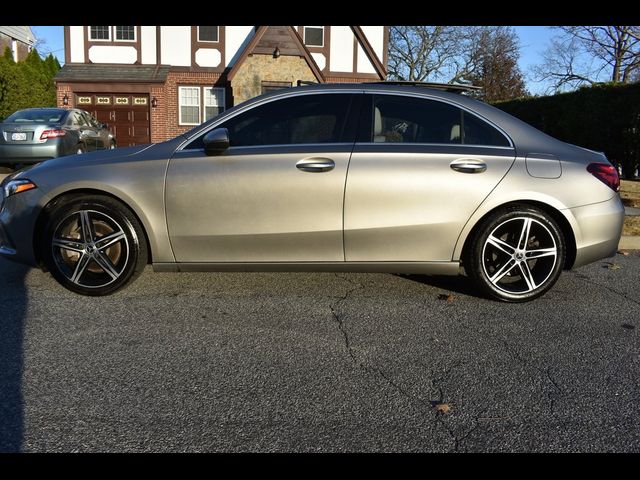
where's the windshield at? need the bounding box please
[3,109,67,123]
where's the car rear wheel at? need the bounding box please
[76,144,86,155]
[464,205,566,302]
[109,140,116,150]
[41,195,148,296]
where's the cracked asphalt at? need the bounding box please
[1,251,639,452]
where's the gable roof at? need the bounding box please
[0,26,36,46]
[227,26,324,82]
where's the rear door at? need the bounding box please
[344,93,516,262]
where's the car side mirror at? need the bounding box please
[203,128,230,155]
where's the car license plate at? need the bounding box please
[11,132,27,141]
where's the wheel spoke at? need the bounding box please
[52,238,85,253]
[95,231,126,251]
[526,247,557,259]
[70,253,91,284]
[487,235,516,255]
[517,218,532,250]
[519,261,537,292]
[489,259,517,284]
[92,250,120,280]
[79,211,94,243]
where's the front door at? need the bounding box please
[166,92,360,263]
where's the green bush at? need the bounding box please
[0,47,60,120]
[495,83,640,179]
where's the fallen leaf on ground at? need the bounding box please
[434,403,452,414]
[438,294,455,302]
[606,263,622,270]
[617,250,630,256]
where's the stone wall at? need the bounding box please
[230,54,316,105]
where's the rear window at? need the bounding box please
[3,110,66,123]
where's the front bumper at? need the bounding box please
[569,194,625,269]
[0,189,41,266]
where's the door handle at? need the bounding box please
[296,158,335,173]
[450,158,487,173]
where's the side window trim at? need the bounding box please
[358,92,513,149]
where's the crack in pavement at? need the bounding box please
[502,340,563,415]
[571,271,640,308]
[328,277,482,452]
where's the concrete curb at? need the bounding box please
[619,236,640,250]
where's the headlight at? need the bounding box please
[3,178,37,198]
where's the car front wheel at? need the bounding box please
[464,205,566,302]
[41,195,148,296]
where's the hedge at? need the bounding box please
[0,47,60,121]
[494,82,640,179]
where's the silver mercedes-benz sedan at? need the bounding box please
[0,83,624,302]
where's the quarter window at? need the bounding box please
[198,26,219,42]
[303,26,324,47]
[89,26,111,41]
[369,95,510,147]
[114,26,136,41]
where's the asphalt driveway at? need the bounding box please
[0,252,638,452]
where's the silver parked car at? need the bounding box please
[0,83,624,301]
[0,107,116,168]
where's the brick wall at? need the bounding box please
[55,83,74,109]
[162,71,222,140]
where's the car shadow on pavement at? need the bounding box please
[394,273,484,298]
[0,258,28,452]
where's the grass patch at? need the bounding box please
[620,179,640,208]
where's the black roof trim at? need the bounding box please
[364,81,482,94]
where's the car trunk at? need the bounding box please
[0,123,62,145]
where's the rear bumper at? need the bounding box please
[0,142,62,164]
[569,195,624,269]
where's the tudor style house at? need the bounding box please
[55,26,389,146]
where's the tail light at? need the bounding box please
[587,162,620,192]
[40,129,66,140]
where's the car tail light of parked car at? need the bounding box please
[587,162,620,192]
[40,129,67,140]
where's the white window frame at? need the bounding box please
[113,26,137,42]
[89,26,112,42]
[203,87,226,121]
[197,26,220,43]
[179,86,202,126]
[303,26,324,47]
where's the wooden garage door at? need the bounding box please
[77,94,150,146]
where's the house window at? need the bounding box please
[198,26,219,42]
[204,88,225,121]
[115,26,136,41]
[179,86,226,125]
[89,26,111,41]
[303,26,324,47]
[179,87,201,125]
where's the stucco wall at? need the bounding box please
[230,54,316,105]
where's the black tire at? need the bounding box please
[75,144,86,155]
[109,140,116,150]
[40,195,148,296]
[463,205,566,302]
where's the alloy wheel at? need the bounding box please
[51,210,130,289]
[481,217,558,295]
